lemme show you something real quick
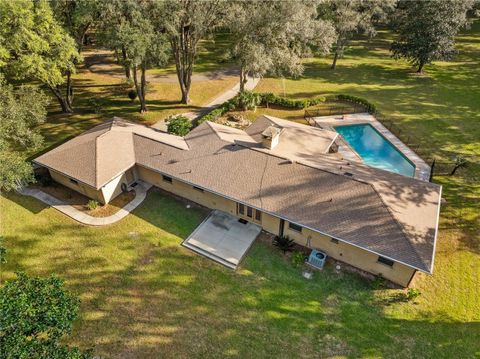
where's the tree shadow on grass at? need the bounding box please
[3,188,479,358]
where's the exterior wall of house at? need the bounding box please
[101,170,133,204]
[136,166,237,214]
[49,169,105,204]
[284,223,416,286]
[136,165,416,287]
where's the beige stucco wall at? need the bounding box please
[101,170,132,204]
[136,166,237,214]
[285,223,416,287]
[49,169,105,204]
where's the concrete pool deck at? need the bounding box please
[182,210,261,269]
[312,113,431,181]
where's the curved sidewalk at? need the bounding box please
[18,181,152,226]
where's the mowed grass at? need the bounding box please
[2,21,479,359]
[1,189,479,359]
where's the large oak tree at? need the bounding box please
[0,272,92,358]
[0,0,80,113]
[320,0,395,70]
[0,76,47,191]
[163,0,225,104]
[98,0,169,113]
[391,0,474,73]
[227,0,336,91]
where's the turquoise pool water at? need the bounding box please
[335,123,415,177]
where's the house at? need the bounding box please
[34,116,442,287]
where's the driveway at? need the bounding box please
[182,210,261,269]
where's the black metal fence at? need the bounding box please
[305,100,479,180]
[304,100,367,119]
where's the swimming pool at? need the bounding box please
[335,123,415,177]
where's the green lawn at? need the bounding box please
[1,189,479,358]
[1,20,479,359]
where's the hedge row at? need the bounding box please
[260,92,325,109]
[333,94,377,114]
[196,92,326,126]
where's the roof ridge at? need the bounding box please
[204,121,223,141]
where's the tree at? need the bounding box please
[227,0,336,92]
[0,0,80,113]
[391,0,474,73]
[163,0,225,104]
[50,0,100,109]
[319,0,395,70]
[0,76,48,191]
[0,272,92,358]
[98,0,169,113]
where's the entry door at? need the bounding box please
[237,203,262,224]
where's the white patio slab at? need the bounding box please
[312,113,431,181]
[182,210,261,269]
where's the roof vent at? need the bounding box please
[344,172,353,177]
[261,125,282,150]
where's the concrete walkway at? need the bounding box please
[18,181,152,226]
[152,76,260,131]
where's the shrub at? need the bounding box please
[273,236,295,254]
[127,89,137,101]
[235,90,262,111]
[259,92,325,109]
[405,288,421,301]
[196,92,326,127]
[291,251,306,267]
[167,116,192,136]
[335,94,377,113]
[450,155,468,176]
[86,199,98,210]
[35,172,52,187]
[372,274,386,289]
[87,98,102,114]
[0,272,92,358]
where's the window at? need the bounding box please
[247,206,253,218]
[162,175,172,183]
[193,186,204,192]
[288,222,302,232]
[255,209,262,222]
[238,203,245,215]
[377,256,394,267]
[331,238,339,244]
[69,178,78,185]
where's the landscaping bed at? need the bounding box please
[33,182,135,217]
